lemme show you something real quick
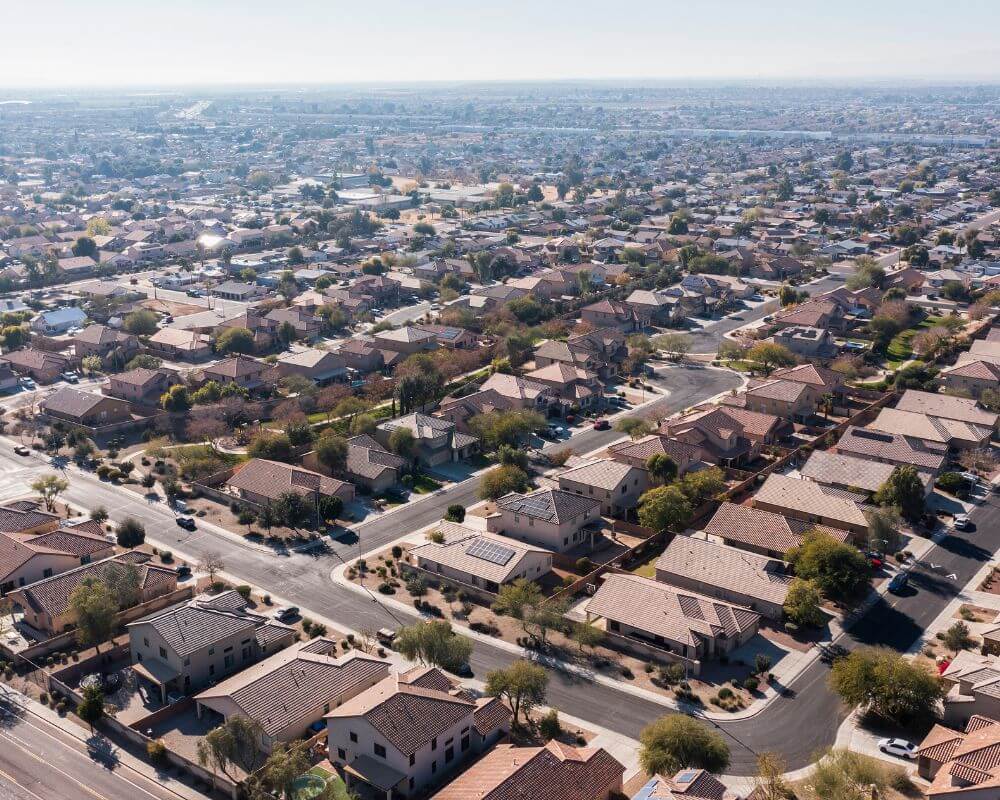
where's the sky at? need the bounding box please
[4,0,1000,88]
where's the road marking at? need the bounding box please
[0,729,110,800]
[0,766,49,800]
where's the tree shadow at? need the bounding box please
[86,733,121,771]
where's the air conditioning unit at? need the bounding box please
[585,583,597,595]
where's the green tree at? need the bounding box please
[572,620,604,653]
[77,684,105,731]
[655,332,692,361]
[215,326,255,355]
[468,410,546,450]
[615,417,653,440]
[485,660,548,726]
[639,715,730,775]
[272,491,312,529]
[197,716,266,787]
[829,646,944,726]
[388,427,417,460]
[394,620,472,673]
[637,485,692,532]
[874,465,925,523]
[677,467,726,504]
[247,740,314,800]
[116,517,146,549]
[479,464,529,500]
[787,531,869,602]
[942,621,974,654]
[123,309,159,335]
[314,432,348,473]
[645,454,678,485]
[160,385,191,412]
[753,752,791,800]
[72,236,98,258]
[864,506,902,555]
[31,474,69,512]
[69,578,117,652]
[783,578,825,627]
[747,342,796,375]
[248,432,294,462]
[349,414,377,436]
[492,578,544,620]
[103,563,142,609]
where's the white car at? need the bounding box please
[953,514,972,531]
[877,738,916,759]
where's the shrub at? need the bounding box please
[718,687,734,700]
[302,619,313,633]
[235,585,252,601]
[539,709,562,740]
[56,700,67,714]
[378,582,395,595]
[146,739,168,763]
[391,545,403,559]
[744,676,760,691]
[310,623,327,638]
[445,504,465,523]
[621,666,634,679]
[159,550,173,563]
[575,557,594,574]
[39,692,48,705]
[263,594,272,605]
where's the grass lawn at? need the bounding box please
[630,559,657,578]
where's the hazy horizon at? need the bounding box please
[4,0,1000,89]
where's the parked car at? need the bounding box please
[18,377,35,389]
[878,738,916,759]
[376,628,396,646]
[13,446,30,456]
[175,564,192,579]
[592,419,610,430]
[272,605,299,621]
[953,514,972,531]
[61,372,79,383]
[175,516,196,530]
[888,572,909,594]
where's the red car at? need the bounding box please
[592,419,610,430]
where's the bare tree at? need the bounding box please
[197,552,225,584]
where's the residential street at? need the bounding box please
[1,424,996,774]
[0,691,201,800]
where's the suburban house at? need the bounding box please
[434,389,519,433]
[266,306,323,340]
[373,326,439,355]
[128,590,296,703]
[73,324,139,360]
[411,324,477,350]
[195,639,389,753]
[301,434,407,493]
[12,551,178,636]
[654,535,791,620]
[0,361,18,393]
[375,413,478,467]
[771,325,835,358]
[0,514,114,595]
[721,378,820,422]
[938,652,1000,729]
[533,328,627,381]
[212,281,265,301]
[556,458,649,517]
[0,348,72,383]
[494,488,602,553]
[201,355,270,392]
[632,770,745,800]
[834,425,948,475]
[147,328,213,361]
[105,367,181,406]
[225,459,355,508]
[477,373,556,413]
[869,407,993,450]
[523,362,603,410]
[799,449,933,498]
[769,363,846,398]
[39,388,133,428]
[326,667,511,799]
[606,434,704,477]
[30,306,87,335]
[751,473,870,540]
[916,714,1000,800]
[703,501,850,559]
[941,359,1000,399]
[580,298,640,332]
[273,349,348,385]
[585,573,761,667]
[407,523,552,594]
[894,389,998,436]
[431,741,625,800]
[661,406,786,467]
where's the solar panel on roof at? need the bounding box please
[676,770,697,784]
[466,538,516,566]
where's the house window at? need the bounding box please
[43,568,53,578]
[461,735,469,752]
[349,732,358,743]
[209,664,215,676]
[208,647,215,655]
[445,746,454,763]
[159,647,167,659]
[81,555,90,564]
[183,657,190,666]
[374,743,386,758]
[431,760,437,774]
[224,654,234,668]
[323,703,330,714]
[242,646,251,661]
[431,737,437,751]
[337,748,346,761]
[409,753,415,766]
[143,637,149,648]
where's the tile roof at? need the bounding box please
[633,769,742,800]
[328,670,482,756]
[557,458,640,491]
[771,363,843,391]
[607,434,703,467]
[0,504,59,535]
[496,488,601,524]
[410,529,550,584]
[196,641,389,736]
[704,501,848,555]
[916,714,1000,797]
[895,389,999,428]
[869,408,993,447]
[479,373,551,403]
[226,459,352,503]
[17,552,175,619]
[835,425,947,472]
[943,359,1000,382]
[654,535,791,607]
[204,355,267,378]
[41,388,122,419]
[345,436,407,480]
[799,449,897,493]
[587,573,760,647]
[753,474,870,530]
[431,741,624,800]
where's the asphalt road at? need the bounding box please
[0,690,202,800]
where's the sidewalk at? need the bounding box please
[1,683,212,800]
